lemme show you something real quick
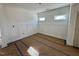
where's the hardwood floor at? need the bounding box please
[0,33,79,56]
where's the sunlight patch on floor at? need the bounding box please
[27,46,39,56]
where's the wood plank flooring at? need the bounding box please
[0,33,79,56]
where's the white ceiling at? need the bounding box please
[3,3,70,13]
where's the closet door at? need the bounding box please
[74,12,79,48]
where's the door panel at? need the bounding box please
[74,12,79,48]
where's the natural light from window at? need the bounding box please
[27,46,39,56]
[54,15,66,20]
[39,17,45,21]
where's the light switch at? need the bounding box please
[12,25,15,28]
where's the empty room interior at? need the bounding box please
[0,3,79,56]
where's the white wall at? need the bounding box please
[38,6,70,39]
[0,4,38,48]
[0,4,8,47]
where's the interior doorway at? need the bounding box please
[74,12,79,48]
[0,29,2,47]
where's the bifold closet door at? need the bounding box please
[74,12,79,48]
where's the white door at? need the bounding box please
[0,30,1,45]
[74,12,79,48]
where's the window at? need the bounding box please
[39,17,45,21]
[54,15,66,20]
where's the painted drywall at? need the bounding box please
[0,4,38,47]
[5,6,38,43]
[0,4,9,47]
[38,6,70,39]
